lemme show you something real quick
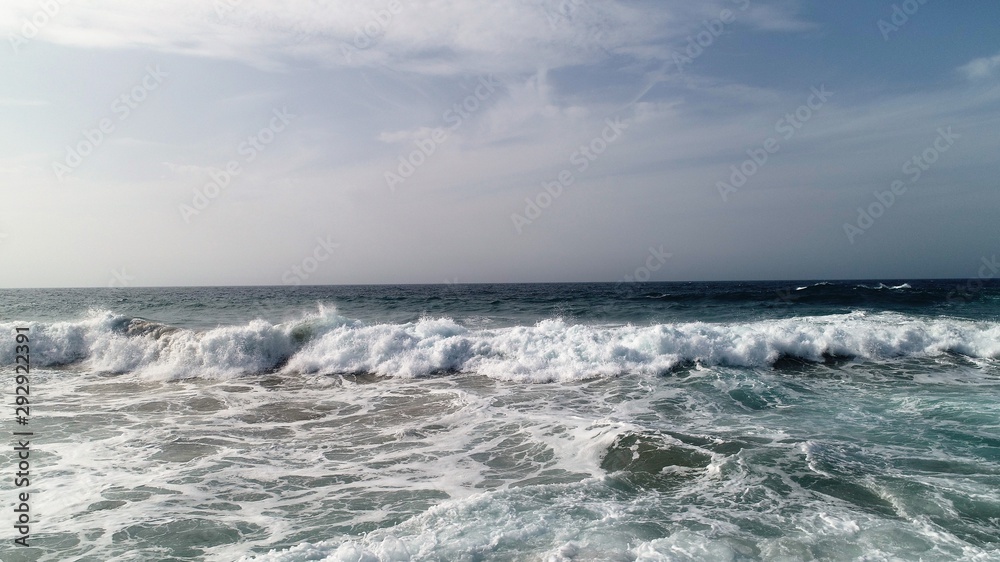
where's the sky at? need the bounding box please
[1,0,999,287]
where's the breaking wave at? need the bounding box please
[3,308,998,381]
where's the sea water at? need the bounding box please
[0,281,998,561]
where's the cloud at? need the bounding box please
[0,0,813,75]
[377,127,442,144]
[959,52,1000,80]
[0,98,48,106]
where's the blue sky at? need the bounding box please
[1,0,999,287]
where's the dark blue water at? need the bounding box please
[3,279,998,329]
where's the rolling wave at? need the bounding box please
[2,308,998,381]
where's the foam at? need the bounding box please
[21,347,1000,561]
[2,310,998,381]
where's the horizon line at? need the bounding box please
[0,277,989,290]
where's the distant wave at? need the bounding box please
[637,282,940,308]
[768,282,947,309]
[794,281,836,291]
[2,308,998,381]
[793,282,912,292]
[859,283,912,290]
[789,282,913,291]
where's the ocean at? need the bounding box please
[0,281,998,561]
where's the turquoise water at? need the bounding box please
[0,282,998,561]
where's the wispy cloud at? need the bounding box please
[959,51,1000,80]
[377,127,441,144]
[0,0,814,74]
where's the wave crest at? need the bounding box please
[2,310,997,381]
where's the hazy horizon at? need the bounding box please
[4,278,994,291]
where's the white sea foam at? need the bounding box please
[19,343,1000,561]
[863,282,913,290]
[796,281,835,290]
[2,309,998,381]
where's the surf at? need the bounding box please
[3,308,998,381]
